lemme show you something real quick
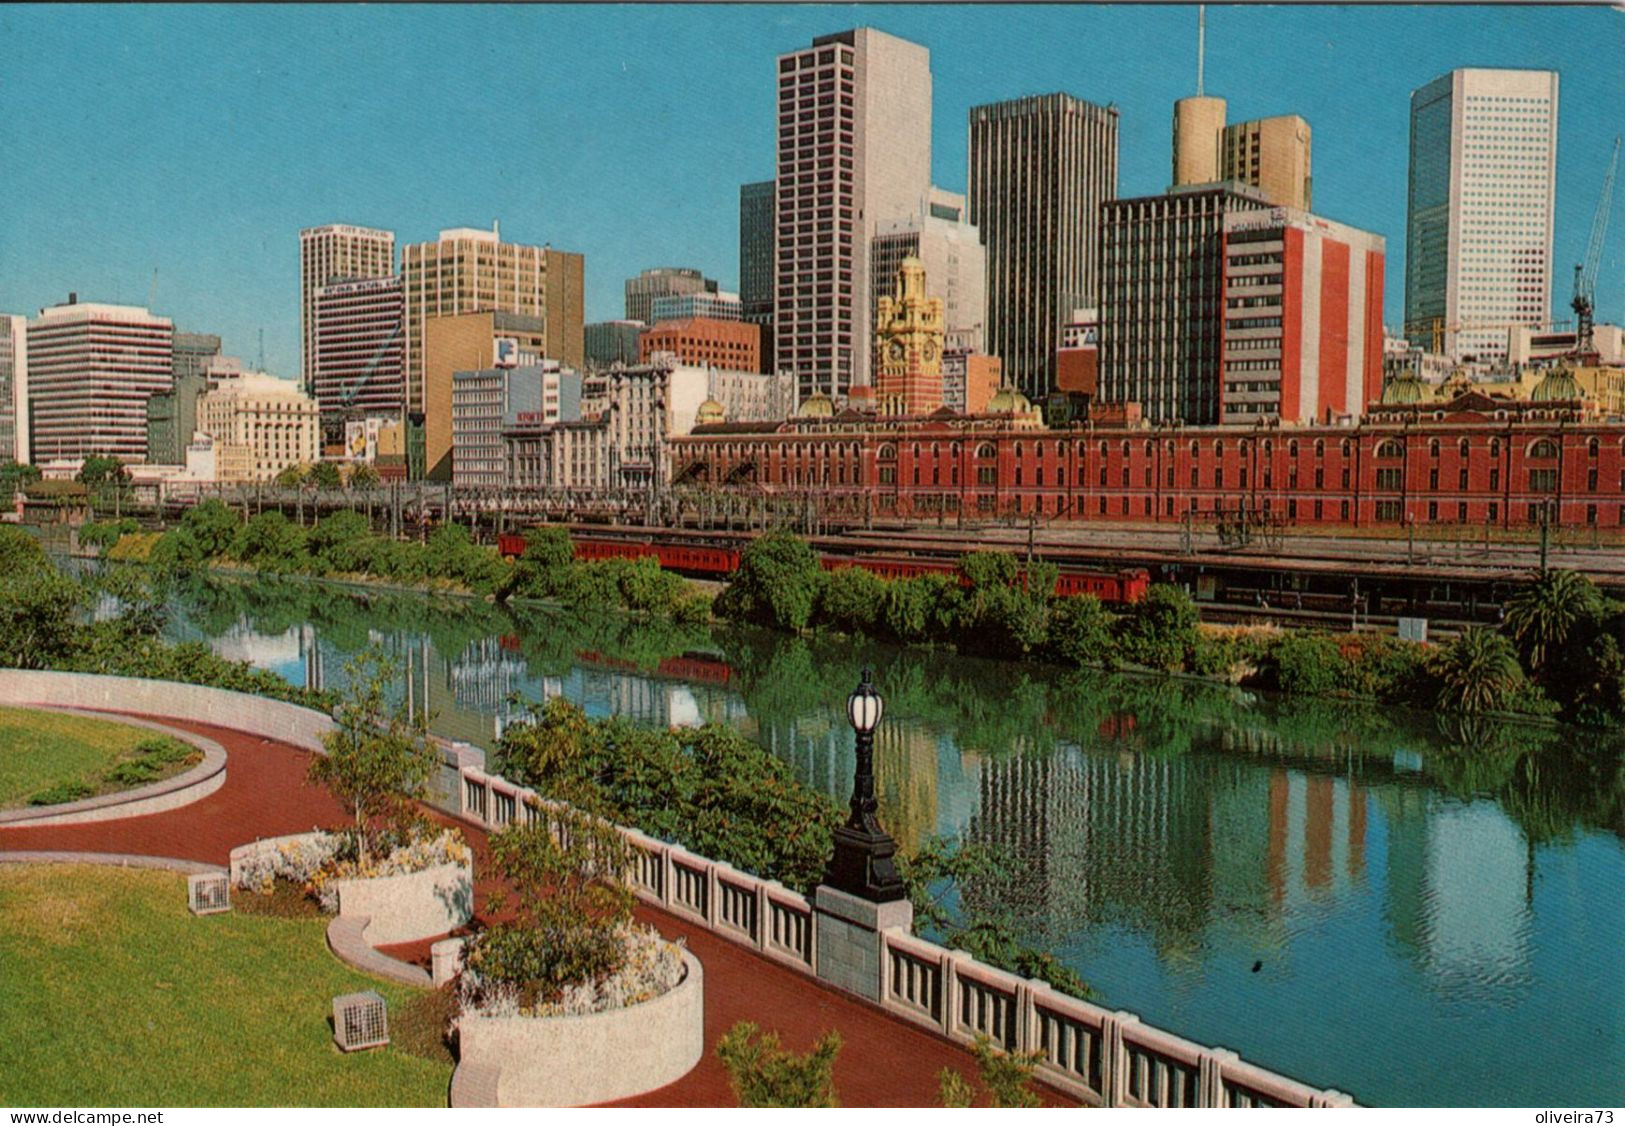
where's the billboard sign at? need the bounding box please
[494,337,520,369]
[344,417,383,462]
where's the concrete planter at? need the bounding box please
[334,859,474,945]
[452,950,704,1108]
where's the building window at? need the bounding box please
[1376,500,1403,522]
[1377,468,1404,490]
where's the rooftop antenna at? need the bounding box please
[1197,4,1206,96]
[257,328,266,373]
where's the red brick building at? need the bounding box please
[670,389,1625,529]
[640,317,761,373]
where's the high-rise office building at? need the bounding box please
[639,317,761,373]
[625,268,718,326]
[1098,184,1270,425]
[870,188,986,355]
[775,28,933,402]
[1404,68,1559,363]
[739,181,776,316]
[969,93,1118,399]
[312,275,405,441]
[650,291,743,324]
[401,224,584,414]
[1172,95,1227,187]
[0,315,29,465]
[27,297,174,462]
[146,331,222,465]
[1222,116,1313,210]
[196,370,320,481]
[299,224,395,392]
[419,309,547,480]
[584,320,648,369]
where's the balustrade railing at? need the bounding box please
[452,762,1350,1109]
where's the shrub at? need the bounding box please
[1115,584,1200,671]
[882,573,960,643]
[28,779,94,806]
[816,565,887,635]
[715,531,823,632]
[231,511,308,574]
[1044,594,1116,668]
[716,1022,842,1108]
[939,1036,1043,1108]
[1269,631,1344,696]
[1431,627,1525,714]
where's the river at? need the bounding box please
[155,572,1624,1108]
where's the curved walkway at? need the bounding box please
[0,712,1074,1108]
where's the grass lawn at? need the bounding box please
[0,864,451,1106]
[0,707,197,809]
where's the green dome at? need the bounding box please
[1531,367,1583,402]
[987,386,1032,413]
[1380,374,1427,406]
[797,392,834,418]
[695,398,726,425]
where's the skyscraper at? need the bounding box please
[0,314,28,465]
[969,93,1118,398]
[299,224,395,392]
[775,28,933,402]
[739,181,776,319]
[312,275,405,441]
[1222,116,1313,209]
[870,188,986,355]
[27,297,174,462]
[401,224,585,415]
[1404,68,1559,363]
[625,268,718,326]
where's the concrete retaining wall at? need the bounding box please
[451,950,704,1108]
[0,670,335,752]
[335,859,474,946]
[0,711,227,828]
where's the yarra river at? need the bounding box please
[156,574,1623,1108]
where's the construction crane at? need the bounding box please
[1405,316,1566,358]
[1572,135,1620,357]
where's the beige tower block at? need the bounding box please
[1173,96,1227,186]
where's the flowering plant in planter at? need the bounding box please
[457,797,684,1019]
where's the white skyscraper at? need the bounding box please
[300,224,396,392]
[27,299,174,462]
[774,28,933,402]
[0,314,28,464]
[1404,68,1559,363]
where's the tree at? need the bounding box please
[496,526,577,602]
[307,461,342,490]
[1115,584,1200,671]
[274,464,308,488]
[938,1036,1043,1108]
[714,530,823,632]
[816,564,887,634]
[76,455,128,488]
[1433,627,1524,714]
[307,649,438,865]
[1503,569,1603,674]
[0,461,41,497]
[231,510,308,573]
[1045,594,1116,668]
[347,462,379,490]
[716,1022,842,1108]
[0,537,86,669]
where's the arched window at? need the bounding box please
[951,441,962,457]
[1214,439,1225,457]
[1428,439,1440,459]
[1099,441,1109,458]
[1144,440,1154,457]
[912,443,921,459]
[1288,440,1299,459]
[1034,441,1045,459]
[1240,439,1251,456]
[1263,440,1273,457]
[1014,442,1024,459]
[1122,440,1132,458]
[1190,440,1201,458]
[1341,439,1352,457]
[1314,439,1325,459]
[1376,439,1404,458]
[1166,440,1176,455]
[976,442,996,459]
[1490,438,1502,457]
[877,444,897,461]
[1587,438,1600,458]
[1077,440,1089,457]
[1459,438,1470,458]
[1527,438,1558,459]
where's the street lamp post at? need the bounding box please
[822,668,905,902]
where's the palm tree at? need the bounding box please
[1503,569,1603,673]
[1435,627,1523,714]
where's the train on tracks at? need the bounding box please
[497,528,1152,604]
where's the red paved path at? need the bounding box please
[0,714,1074,1108]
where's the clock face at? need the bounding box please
[889,341,905,360]
[923,342,938,363]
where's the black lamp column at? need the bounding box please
[822,667,905,902]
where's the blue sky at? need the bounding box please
[1,4,1621,380]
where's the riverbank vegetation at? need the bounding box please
[714,530,1625,727]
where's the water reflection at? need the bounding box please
[150,570,1624,1107]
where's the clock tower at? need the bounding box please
[874,256,945,416]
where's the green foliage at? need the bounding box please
[1044,593,1116,668]
[151,499,241,572]
[899,836,1094,1002]
[347,462,380,489]
[882,573,960,643]
[78,518,139,553]
[494,698,841,894]
[1432,627,1526,714]
[308,650,438,865]
[939,1066,976,1108]
[231,511,308,574]
[307,461,342,490]
[1504,568,1604,674]
[1269,631,1344,696]
[715,530,823,632]
[422,523,503,591]
[716,1022,842,1108]
[76,455,128,488]
[274,464,307,487]
[306,510,371,572]
[0,460,42,495]
[953,1036,1043,1108]
[466,802,634,1004]
[957,558,1055,660]
[816,565,888,635]
[0,557,87,669]
[27,779,94,805]
[0,525,47,572]
[1115,584,1200,671]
